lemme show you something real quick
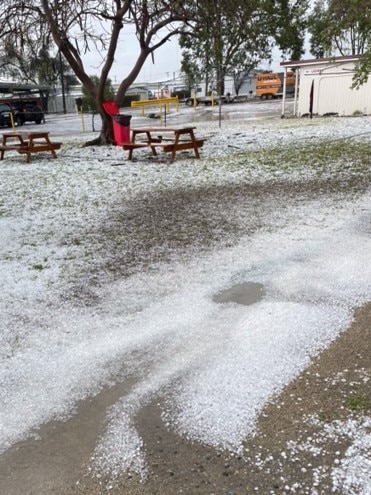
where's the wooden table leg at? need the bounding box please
[171,132,180,161]
[44,136,57,158]
[129,132,137,160]
[146,132,158,157]
[189,129,200,159]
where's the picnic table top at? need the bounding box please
[131,126,196,133]
[2,131,50,138]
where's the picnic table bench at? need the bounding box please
[0,132,62,163]
[122,126,205,161]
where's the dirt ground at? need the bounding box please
[54,302,370,495]
[1,304,369,495]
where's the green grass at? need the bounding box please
[259,140,369,167]
[345,393,371,412]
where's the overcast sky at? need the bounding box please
[82,31,183,84]
[82,32,285,85]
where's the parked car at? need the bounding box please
[12,101,45,125]
[0,103,17,127]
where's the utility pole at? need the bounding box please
[59,51,67,114]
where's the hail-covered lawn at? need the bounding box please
[0,109,370,492]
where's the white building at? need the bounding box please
[281,55,371,117]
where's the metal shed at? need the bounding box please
[280,55,371,117]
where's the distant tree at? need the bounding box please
[179,0,308,97]
[306,2,329,58]
[28,48,78,90]
[180,53,203,95]
[354,50,371,87]
[0,16,77,89]
[81,76,115,113]
[307,0,371,85]
[233,68,256,96]
[0,9,51,84]
[269,0,308,61]
[51,53,79,92]
[179,0,271,97]
[307,0,371,57]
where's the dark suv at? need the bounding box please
[0,103,17,127]
[13,101,45,125]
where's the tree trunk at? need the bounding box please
[84,110,115,146]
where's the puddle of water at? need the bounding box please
[213,281,266,306]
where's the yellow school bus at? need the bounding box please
[255,72,295,99]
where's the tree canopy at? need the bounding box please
[307,0,371,57]
[179,0,271,96]
[307,0,371,85]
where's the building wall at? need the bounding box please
[48,93,80,113]
[194,72,257,97]
[297,61,371,116]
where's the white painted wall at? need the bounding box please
[297,61,371,116]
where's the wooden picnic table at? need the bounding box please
[0,131,62,163]
[122,126,205,161]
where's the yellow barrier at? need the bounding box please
[131,96,179,116]
[79,107,85,133]
[10,112,15,131]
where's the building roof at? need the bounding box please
[280,54,362,69]
[0,82,50,95]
